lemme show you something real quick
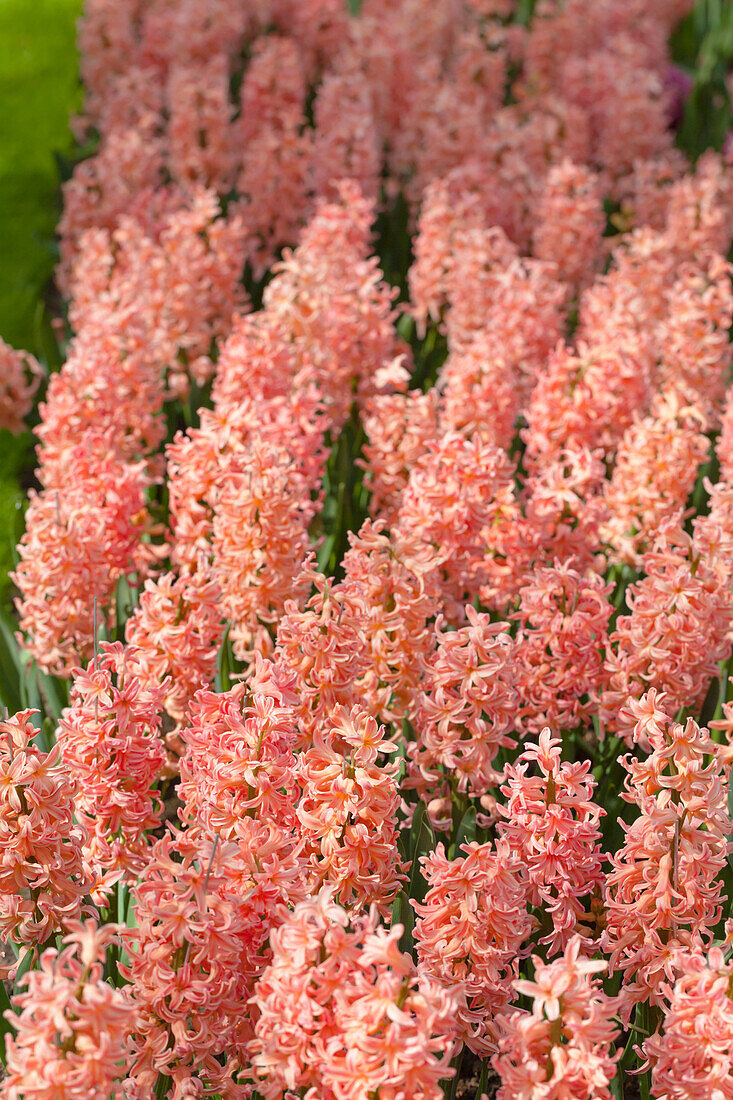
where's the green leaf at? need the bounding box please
[36,716,55,754]
[0,976,13,1066]
[608,1060,624,1099]
[155,1073,172,1100]
[396,312,415,341]
[516,0,539,24]
[316,531,337,573]
[391,889,415,955]
[699,673,720,729]
[727,772,733,875]
[474,1061,490,1100]
[676,45,732,161]
[451,805,477,858]
[406,801,435,905]
[447,1046,465,1100]
[20,659,42,728]
[38,669,67,722]
[214,624,232,693]
[12,946,36,994]
[125,891,139,932]
[114,573,138,642]
[0,606,23,714]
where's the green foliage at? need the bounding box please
[404,800,436,906]
[316,411,371,579]
[375,191,413,299]
[672,0,733,160]
[0,0,81,621]
[0,976,12,1066]
[0,0,81,355]
[449,804,477,859]
[0,430,29,607]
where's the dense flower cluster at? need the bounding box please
[297,704,405,915]
[0,711,90,950]
[413,839,531,1055]
[121,831,260,1095]
[3,922,134,1099]
[492,938,620,1099]
[0,339,41,435]
[12,439,158,676]
[5,0,733,1097]
[124,570,224,728]
[57,643,169,903]
[251,889,459,1099]
[603,691,731,1016]
[601,524,733,730]
[645,947,733,1099]
[512,564,613,734]
[499,731,605,955]
[407,607,517,827]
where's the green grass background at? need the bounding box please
[0,0,81,350]
[0,0,81,600]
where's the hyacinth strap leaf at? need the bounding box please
[0,979,12,1067]
[391,888,415,954]
[675,0,733,157]
[406,800,436,906]
[0,605,23,714]
[449,804,477,860]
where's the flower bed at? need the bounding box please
[1,1,733,1097]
